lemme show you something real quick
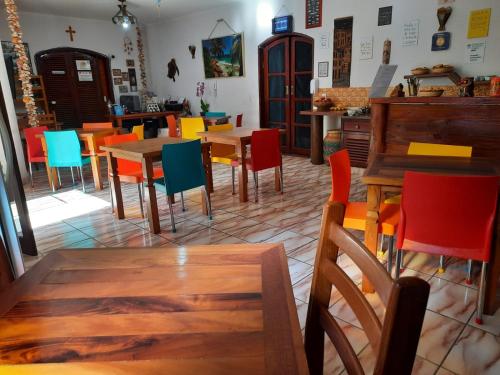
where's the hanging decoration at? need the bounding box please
[167,58,179,81]
[123,36,133,55]
[3,0,38,127]
[136,26,148,103]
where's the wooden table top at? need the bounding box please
[197,127,256,142]
[101,137,211,161]
[363,154,499,186]
[0,245,307,374]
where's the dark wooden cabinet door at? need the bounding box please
[262,38,290,150]
[290,36,313,155]
[36,49,111,128]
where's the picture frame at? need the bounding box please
[318,61,329,77]
[202,33,244,79]
[121,72,129,81]
[306,0,322,29]
[118,85,128,93]
[75,59,91,70]
[113,77,123,85]
[112,69,122,77]
[126,59,135,67]
[128,68,138,92]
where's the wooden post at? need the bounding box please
[368,102,387,166]
[310,115,324,165]
[363,185,382,293]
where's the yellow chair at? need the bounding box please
[384,142,473,274]
[180,117,205,140]
[208,124,239,194]
[131,124,144,140]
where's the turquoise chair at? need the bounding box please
[205,112,226,118]
[154,140,212,232]
[44,130,91,193]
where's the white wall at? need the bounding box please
[0,11,145,101]
[147,0,500,128]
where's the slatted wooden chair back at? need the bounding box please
[304,202,430,375]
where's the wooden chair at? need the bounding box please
[304,201,430,375]
[37,113,59,130]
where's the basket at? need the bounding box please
[418,89,444,97]
[411,67,430,75]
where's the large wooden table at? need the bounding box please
[101,138,213,234]
[299,110,345,165]
[0,245,308,374]
[362,154,500,315]
[197,128,281,203]
[39,128,119,191]
[108,111,180,128]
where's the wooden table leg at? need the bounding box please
[142,156,160,234]
[237,140,248,203]
[363,184,382,293]
[202,144,214,193]
[274,167,281,192]
[484,199,500,315]
[310,115,324,165]
[107,152,124,219]
[40,137,59,190]
[85,136,103,191]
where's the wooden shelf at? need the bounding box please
[404,71,462,85]
[370,96,500,105]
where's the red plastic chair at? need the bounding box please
[103,133,163,217]
[82,122,114,157]
[231,129,283,202]
[166,115,178,137]
[329,149,400,272]
[396,172,499,324]
[24,126,48,187]
[236,113,243,127]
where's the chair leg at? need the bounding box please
[51,168,56,193]
[79,167,86,193]
[70,167,75,185]
[475,261,488,325]
[395,250,402,279]
[57,168,62,187]
[180,191,186,212]
[231,167,235,195]
[109,185,114,214]
[377,234,385,257]
[399,250,405,270]
[466,259,473,285]
[29,162,34,188]
[203,186,212,220]
[253,172,258,202]
[167,195,176,233]
[137,183,144,218]
[438,255,446,274]
[387,236,394,275]
[279,165,284,194]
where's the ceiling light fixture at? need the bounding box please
[112,0,138,29]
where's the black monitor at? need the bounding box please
[119,95,141,113]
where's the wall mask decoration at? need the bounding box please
[432,7,452,51]
[167,58,180,81]
[188,45,196,59]
[382,39,391,64]
[202,33,244,78]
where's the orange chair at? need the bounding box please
[329,149,399,272]
[82,122,114,157]
[166,115,179,137]
[103,133,163,218]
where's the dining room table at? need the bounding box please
[38,127,119,191]
[197,128,282,203]
[0,244,308,374]
[361,153,500,315]
[101,137,213,234]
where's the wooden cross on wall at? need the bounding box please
[65,26,76,42]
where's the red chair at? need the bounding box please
[82,122,114,157]
[231,129,283,202]
[24,126,49,187]
[329,149,400,272]
[236,113,243,127]
[103,134,163,218]
[395,172,499,324]
[166,115,178,138]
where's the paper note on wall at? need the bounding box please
[466,42,486,64]
[467,8,491,39]
[402,20,419,47]
[360,36,373,60]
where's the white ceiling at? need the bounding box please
[8,0,243,23]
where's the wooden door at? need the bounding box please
[259,34,313,154]
[36,48,112,128]
[262,38,290,150]
[290,36,313,155]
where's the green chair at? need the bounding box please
[205,112,226,118]
[44,130,91,193]
[154,140,212,232]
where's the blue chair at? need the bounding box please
[44,130,91,193]
[154,140,212,232]
[205,112,226,118]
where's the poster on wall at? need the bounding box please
[467,8,491,39]
[202,33,244,78]
[378,6,392,26]
[359,36,373,60]
[128,68,138,92]
[319,33,329,49]
[318,62,329,77]
[75,60,91,70]
[305,0,322,29]
[402,20,419,47]
[466,42,486,63]
[78,71,93,82]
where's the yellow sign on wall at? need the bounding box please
[467,8,491,39]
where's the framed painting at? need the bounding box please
[202,33,244,78]
[112,69,122,77]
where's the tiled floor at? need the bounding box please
[22,155,499,374]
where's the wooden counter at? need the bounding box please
[108,111,181,128]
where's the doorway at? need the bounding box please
[259,33,314,155]
[35,48,114,128]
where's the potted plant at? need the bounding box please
[200,98,210,116]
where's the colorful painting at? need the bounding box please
[202,33,244,78]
